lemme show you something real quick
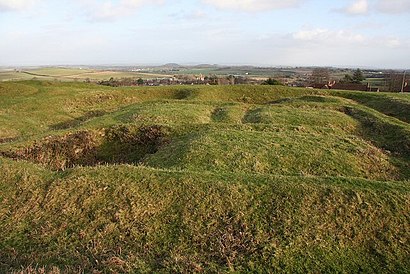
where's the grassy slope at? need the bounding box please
[0,81,409,273]
[330,90,410,124]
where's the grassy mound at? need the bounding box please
[143,123,399,180]
[0,81,409,273]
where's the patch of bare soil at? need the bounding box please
[0,125,169,170]
[0,137,18,144]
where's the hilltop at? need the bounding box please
[0,81,409,273]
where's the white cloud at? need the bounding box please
[0,0,38,12]
[169,10,207,21]
[203,0,302,12]
[345,0,368,15]
[386,38,401,47]
[83,0,164,21]
[290,27,408,51]
[292,28,366,45]
[376,0,410,13]
[338,0,410,15]
[293,29,328,41]
[251,28,409,68]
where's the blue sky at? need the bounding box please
[0,0,409,68]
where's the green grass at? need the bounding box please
[330,90,410,123]
[144,124,399,180]
[0,81,409,273]
[0,71,35,81]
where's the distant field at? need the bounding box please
[73,70,173,80]
[0,81,409,273]
[0,68,172,82]
[26,67,93,76]
[0,71,37,81]
[0,66,301,82]
[366,78,387,87]
[170,67,295,78]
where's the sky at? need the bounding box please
[0,0,409,68]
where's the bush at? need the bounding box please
[262,78,283,85]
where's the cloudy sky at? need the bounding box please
[0,0,409,68]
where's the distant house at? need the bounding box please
[311,83,329,89]
[330,83,369,91]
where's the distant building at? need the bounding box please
[330,83,369,91]
[311,83,329,89]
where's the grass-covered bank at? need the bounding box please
[0,81,409,272]
[1,162,409,273]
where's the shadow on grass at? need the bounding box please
[343,106,410,179]
[49,110,108,130]
[268,95,342,105]
[174,88,194,100]
[242,108,263,123]
[336,92,410,124]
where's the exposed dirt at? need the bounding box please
[0,137,18,144]
[0,125,170,170]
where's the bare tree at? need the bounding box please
[310,68,330,84]
[386,71,408,92]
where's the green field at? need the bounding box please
[0,81,409,273]
[0,68,171,82]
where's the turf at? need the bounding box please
[0,81,409,273]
